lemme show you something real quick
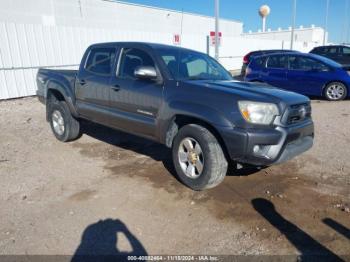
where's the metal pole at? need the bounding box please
[215,0,219,60]
[262,17,266,32]
[323,0,330,45]
[343,0,349,43]
[290,0,297,50]
[180,8,184,46]
[206,36,210,55]
[347,0,350,43]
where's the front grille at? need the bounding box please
[283,103,312,125]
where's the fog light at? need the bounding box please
[253,145,260,153]
[253,145,272,159]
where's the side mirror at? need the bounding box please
[134,66,157,80]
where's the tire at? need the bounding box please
[324,82,347,101]
[48,100,80,142]
[172,124,228,190]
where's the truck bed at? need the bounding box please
[36,68,78,103]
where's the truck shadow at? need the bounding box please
[71,218,147,262]
[80,120,170,162]
[252,198,343,261]
[79,121,261,179]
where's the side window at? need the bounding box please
[289,56,301,70]
[162,55,177,77]
[85,48,116,75]
[186,58,209,76]
[329,47,338,54]
[118,48,155,79]
[255,57,266,68]
[289,56,328,71]
[266,55,288,69]
[342,47,350,55]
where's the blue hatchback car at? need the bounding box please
[245,52,350,101]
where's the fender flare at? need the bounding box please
[46,80,78,118]
[159,101,233,146]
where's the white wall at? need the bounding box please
[0,0,243,37]
[242,27,326,45]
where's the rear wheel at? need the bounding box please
[172,124,228,190]
[48,100,80,142]
[324,82,347,101]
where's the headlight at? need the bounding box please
[347,71,350,76]
[238,101,279,125]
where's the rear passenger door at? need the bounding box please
[261,55,288,88]
[76,47,117,122]
[108,47,163,138]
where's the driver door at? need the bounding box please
[286,55,329,96]
[108,47,163,138]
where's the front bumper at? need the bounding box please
[219,120,314,166]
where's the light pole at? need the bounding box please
[215,0,219,60]
[323,0,330,45]
[290,0,297,50]
[347,0,350,43]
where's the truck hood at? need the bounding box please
[193,80,310,106]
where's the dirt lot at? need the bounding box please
[0,97,349,259]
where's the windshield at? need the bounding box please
[158,48,233,81]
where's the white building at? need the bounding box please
[242,25,327,46]
[0,0,243,37]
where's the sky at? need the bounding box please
[122,0,350,44]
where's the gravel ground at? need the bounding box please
[0,97,349,259]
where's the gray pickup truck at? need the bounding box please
[37,42,314,190]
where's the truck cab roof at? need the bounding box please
[88,41,199,53]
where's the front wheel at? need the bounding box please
[324,82,347,101]
[172,124,228,190]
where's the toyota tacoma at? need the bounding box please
[37,42,314,190]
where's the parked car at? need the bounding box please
[241,49,298,76]
[245,52,350,101]
[310,45,350,66]
[37,42,314,190]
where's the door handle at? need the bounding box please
[79,79,86,86]
[111,84,120,92]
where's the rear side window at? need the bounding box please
[118,48,155,79]
[328,47,338,54]
[320,47,337,54]
[254,57,266,68]
[316,47,327,54]
[266,55,288,69]
[85,48,116,75]
[313,47,324,54]
[313,47,338,55]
